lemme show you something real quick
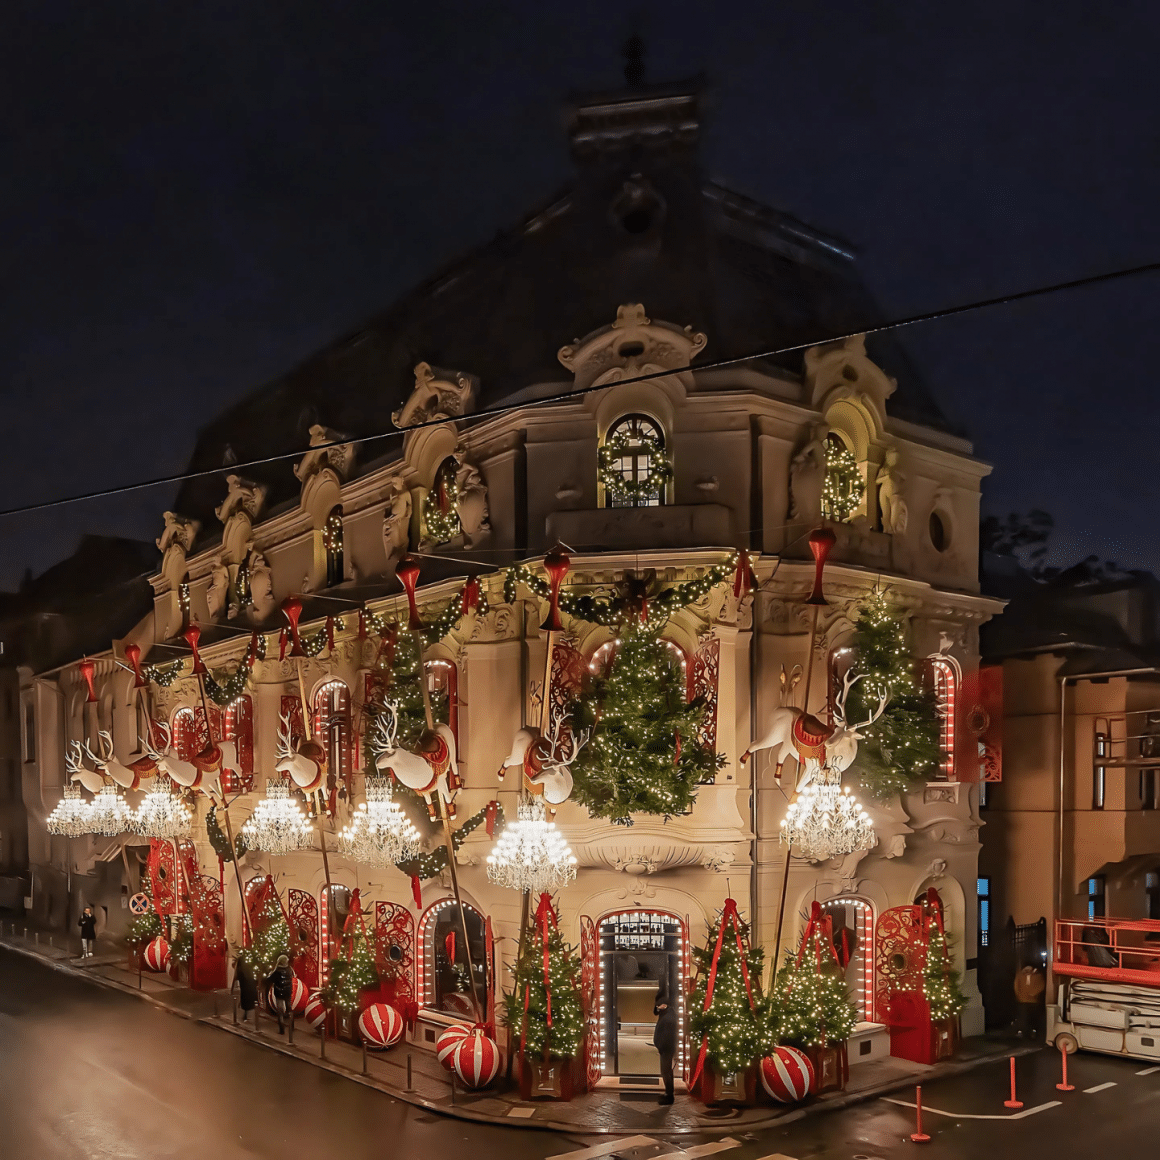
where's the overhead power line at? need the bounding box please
[2,254,1158,522]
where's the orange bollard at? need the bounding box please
[1056,1044,1075,1092]
[910,1084,931,1143]
[1004,1055,1024,1109]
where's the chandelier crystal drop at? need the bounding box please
[337,775,422,867]
[86,784,135,837]
[780,772,875,863]
[46,785,92,838]
[241,779,314,856]
[486,796,578,894]
[133,777,193,839]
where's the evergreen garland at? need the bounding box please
[503,911,585,1058]
[569,624,723,822]
[168,914,194,966]
[843,592,942,799]
[597,428,673,507]
[821,437,864,523]
[764,953,858,1049]
[323,927,379,1013]
[924,929,967,1021]
[423,459,462,544]
[688,918,764,1075]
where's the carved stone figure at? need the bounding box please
[392,362,477,429]
[248,549,275,619]
[876,447,908,534]
[381,478,412,567]
[454,456,489,548]
[156,512,200,555]
[789,423,827,526]
[294,424,355,483]
[214,475,267,524]
[206,562,230,620]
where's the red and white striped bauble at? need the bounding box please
[358,1002,404,1049]
[435,1023,472,1070]
[288,977,309,1015]
[143,936,170,972]
[759,1046,814,1103]
[451,1029,501,1089]
[302,991,328,1028]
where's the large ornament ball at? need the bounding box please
[760,1046,814,1103]
[143,936,170,973]
[288,977,309,1015]
[302,991,328,1029]
[435,1023,472,1071]
[358,1002,404,1049]
[451,1029,501,1089]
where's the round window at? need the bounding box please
[929,510,949,552]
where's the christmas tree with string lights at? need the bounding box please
[570,623,723,821]
[323,926,379,1013]
[688,916,764,1076]
[765,952,858,1049]
[924,929,967,1021]
[239,891,289,977]
[843,591,942,799]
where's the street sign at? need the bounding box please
[129,893,152,915]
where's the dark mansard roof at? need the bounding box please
[174,80,951,530]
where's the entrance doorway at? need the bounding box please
[819,896,875,1023]
[597,911,687,1079]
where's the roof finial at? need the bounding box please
[623,34,645,88]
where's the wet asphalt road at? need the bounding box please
[3,946,1158,1159]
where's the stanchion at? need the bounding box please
[910,1084,931,1143]
[362,1040,368,1075]
[450,1072,456,1105]
[289,1014,295,1045]
[320,1026,327,1060]
[232,995,238,1025]
[406,1054,413,1091]
[255,1002,261,1034]
[138,955,143,990]
[1056,1044,1075,1091]
[1004,1056,1023,1109]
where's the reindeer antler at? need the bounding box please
[835,669,889,731]
[65,741,84,774]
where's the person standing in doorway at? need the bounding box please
[653,987,677,1105]
[77,907,96,958]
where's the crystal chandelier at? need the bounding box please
[486,796,577,894]
[780,772,875,863]
[337,775,422,867]
[133,777,193,839]
[46,785,92,838]
[86,784,135,837]
[241,779,314,856]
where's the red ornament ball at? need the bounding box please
[302,991,328,1028]
[760,1046,814,1103]
[288,977,309,1015]
[358,1002,404,1049]
[451,1029,501,1089]
[143,936,170,972]
[435,1023,472,1070]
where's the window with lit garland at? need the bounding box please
[324,504,344,587]
[821,433,864,523]
[598,414,671,508]
[423,456,462,544]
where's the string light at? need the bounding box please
[337,775,422,867]
[924,928,968,1020]
[85,784,135,836]
[241,780,314,856]
[133,776,193,839]
[46,785,91,837]
[597,427,672,507]
[780,770,875,863]
[486,797,577,894]
[821,436,864,523]
[423,459,462,544]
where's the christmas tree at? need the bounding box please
[843,592,942,799]
[239,890,290,977]
[765,952,858,1049]
[323,926,380,1013]
[168,914,194,967]
[503,899,585,1059]
[689,912,764,1076]
[924,929,967,1021]
[570,624,723,821]
[126,910,163,948]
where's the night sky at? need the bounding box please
[3,2,1158,589]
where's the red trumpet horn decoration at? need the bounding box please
[806,527,837,607]
[281,597,305,657]
[357,607,368,641]
[540,546,571,632]
[124,643,148,688]
[396,555,423,630]
[183,624,206,675]
[247,630,260,669]
[79,657,97,703]
[325,615,335,653]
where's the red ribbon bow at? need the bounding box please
[534,893,559,1029]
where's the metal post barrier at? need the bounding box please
[362,1040,368,1075]
[406,1054,413,1091]
[910,1085,930,1143]
[320,1026,326,1060]
[255,1002,261,1033]
[233,995,238,1025]
[289,1014,295,1045]
[450,1072,456,1105]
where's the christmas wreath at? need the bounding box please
[598,427,673,507]
[821,437,864,523]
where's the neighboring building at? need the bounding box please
[26,79,1000,1077]
[978,555,1160,1024]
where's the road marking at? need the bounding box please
[1083,1082,1116,1093]
[506,1106,537,1118]
[883,1098,1061,1121]
[551,1136,660,1160]
[1136,1066,1160,1075]
[651,1138,741,1160]
[749,1154,799,1160]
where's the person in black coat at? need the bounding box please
[653,987,678,1105]
[234,955,258,1022]
[77,907,96,958]
[265,954,295,1034]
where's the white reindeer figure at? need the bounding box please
[84,731,154,792]
[497,717,589,812]
[368,703,460,821]
[741,668,888,789]
[141,723,208,793]
[66,741,106,795]
[274,709,325,793]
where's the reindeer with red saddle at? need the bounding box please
[367,702,461,821]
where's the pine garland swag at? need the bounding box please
[924,929,967,1021]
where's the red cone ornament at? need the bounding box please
[806,527,836,607]
[124,643,148,688]
[436,1023,473,1070]
[183,623,207,675]
[540,546,571,632]
[760,1046,814,1103]
[282,597,306,657]
[143,935,170,972]
[451,1028,501,1089]
[396,555,423,630]
[79,657,97,703]
[358,1002,404,1049]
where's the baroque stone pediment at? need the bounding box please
[215,475,267,524]
[294,424,356,483]
[392,362,477,429]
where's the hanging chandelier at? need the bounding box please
[46,785,92,838]
[780,772,875,863]
[486,796,577,894]
[133,777,193,839]
[337,775,422,866]
[241,779,314,856]
[86,784,135,837]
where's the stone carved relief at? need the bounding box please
[453,454,489,548]
[392,362,477,429]
[157,512,200,556]
[206,562,230,620]
[294,424,355,484]
[788,423,827,526]
[875,448,908,535]
[381,476,412,569]
[248,549,275,620]
[214,475,267,524]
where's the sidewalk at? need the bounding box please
[0,924,1041,1136]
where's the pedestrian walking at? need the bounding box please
[653,985,677,1105]
[234,954,258,1022]
[265,954,294,1035]
[77,906,96,958]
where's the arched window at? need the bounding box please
[587,637,690,699]
[426,659,459,744]
[927,657,958,781]
[324,505,344,587]
[222,695,254,793]
[313,680,352,794]
[423,456,462,545]
[600,414,667,509]
[819,896,875,1023]
[821,433,864,523]
[418,899,489,1016]
[320,883,353,985]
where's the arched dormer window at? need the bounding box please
[821,433,864,524]
[423,456,462,545]
[599,414,669,508]
[324,505,344,587]
[927,656,959,782]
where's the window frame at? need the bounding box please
[600,413,667,509]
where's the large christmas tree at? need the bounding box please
[239,889,289,977]
[689,911,764,1076]
[765,953,858,1049]
[503,897,585,1059]
[323,926,379,1013]
[924,929,967,1021]
[842,592,942,799]
[569,624,722,821]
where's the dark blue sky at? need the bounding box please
[3,2,1158,587]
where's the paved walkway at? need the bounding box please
[0,922,1040,1136]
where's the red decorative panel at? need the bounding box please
[246,874,283,935]
[222,695,254,793]
[549,639,586,744]
[147,839,177,916]
[692,634,721,751]
[874,904,925,1022]
[289,888,319,989]
[172,705,222,762]
[280,695,306,747]
[374,901,416,1009]
[426,660,459,744]
[957,665,1003,783]
[314,680,353,798]
[580,914,599,1091]
[189,875,227,990]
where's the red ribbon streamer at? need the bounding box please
[534,893,559,1029]
[279,628,288,662]
[396,556,423,630]
[484,800,498,837]
[325,615,335,653]
[282,597,306,657]
[733,550,756,598]
[410,875,422,912]
[462,576,481,616]
[445,931,456,966]
[183,624,206,675]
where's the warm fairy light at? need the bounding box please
[46,785,91,837]
[486,796,577,894]
[133,777,193,839]
[780,770,875,862]
[241,780,313,856]
[86,784,135,836]
[337,775,421,866]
